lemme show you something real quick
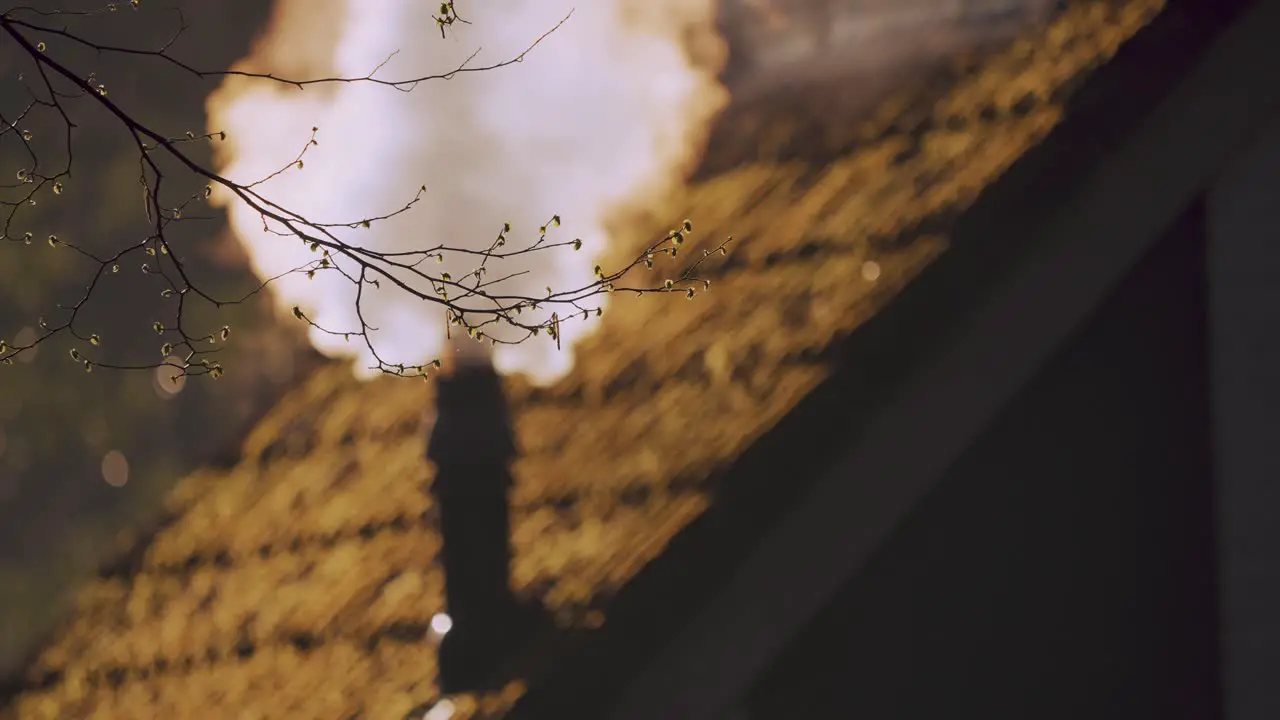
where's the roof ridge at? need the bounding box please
[8,1,1177,716]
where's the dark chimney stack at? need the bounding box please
[427,352,546,693]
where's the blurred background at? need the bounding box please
[0,1,322,673]
[0,0,1049,678]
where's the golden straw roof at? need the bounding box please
[7,1,1165,717]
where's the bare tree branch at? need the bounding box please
[0,0,732,381]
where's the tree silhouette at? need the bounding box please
[0,1,730,381]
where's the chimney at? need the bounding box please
[427,344,547,693]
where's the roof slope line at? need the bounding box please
[604,2,1280,719]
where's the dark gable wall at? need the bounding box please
[748,199,1220,719]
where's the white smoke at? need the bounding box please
[208,0,726,384]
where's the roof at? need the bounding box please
[520,0,1276,715]
[4,1,1182,718]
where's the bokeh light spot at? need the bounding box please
[101,450,129,488]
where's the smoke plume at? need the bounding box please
[207,0,727,384]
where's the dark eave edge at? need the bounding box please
[606,3,1280,719]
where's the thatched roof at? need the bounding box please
[6,1,1166,717]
